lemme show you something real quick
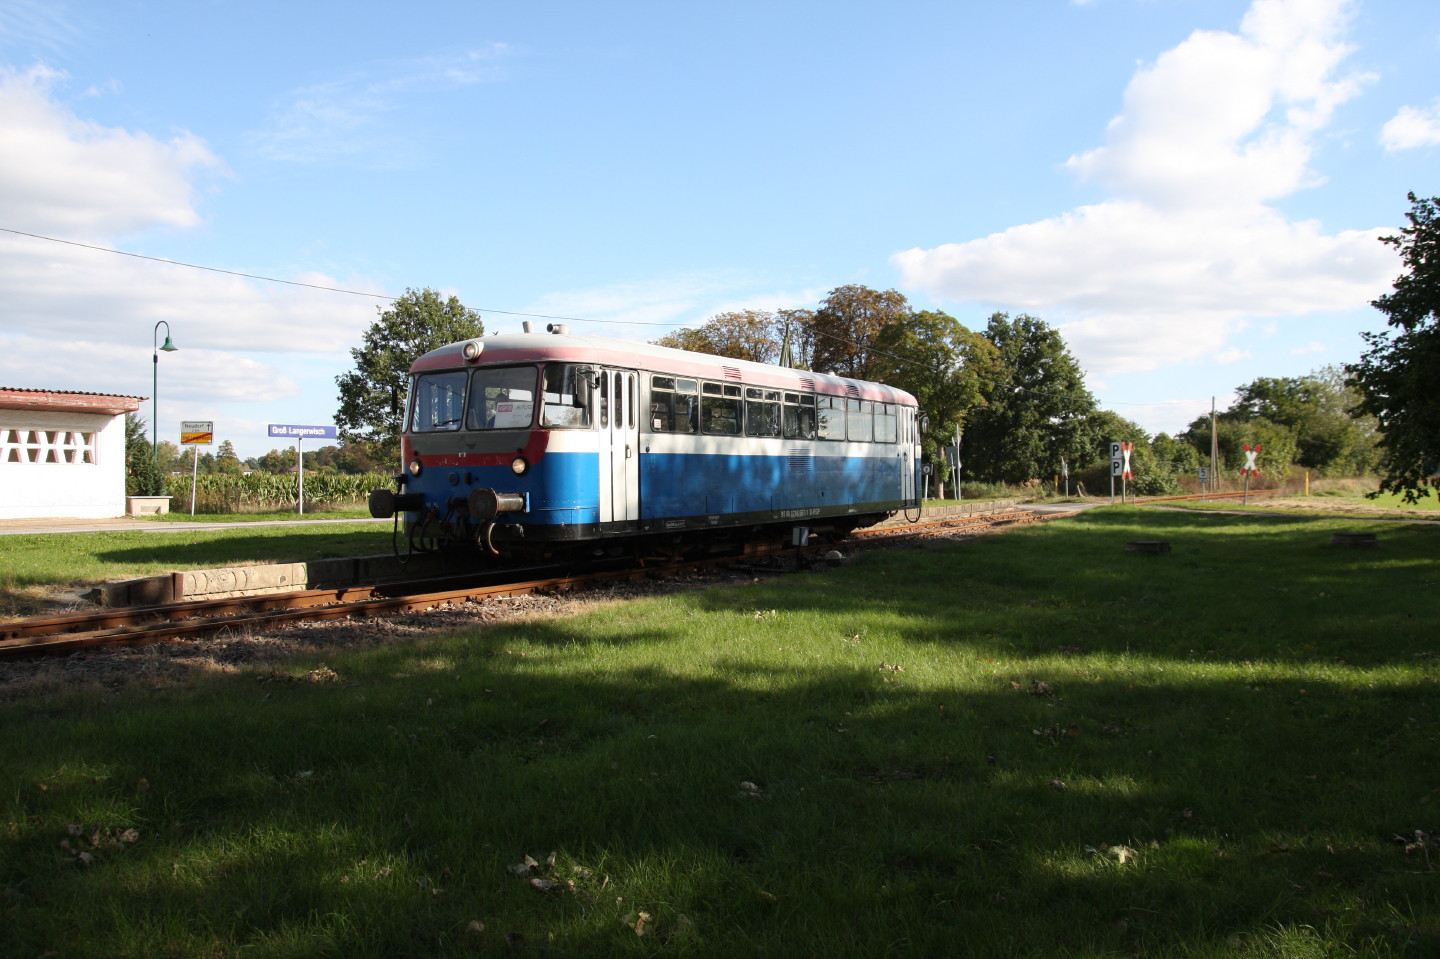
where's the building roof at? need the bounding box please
[0,388,145,416]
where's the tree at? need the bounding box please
[1231,368,1378,475]
[214,440,243,475]
[1347,193,1440,501]
[654,310,784,363]
[809,285,910,379]
[868,310,1000,484]
[335,287,484,463]
[124,413,165,496]
[1083,411,1182,496]
[962,313,1100,485]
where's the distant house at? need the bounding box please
[0,388,143,519]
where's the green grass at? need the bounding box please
[146,508,377,522]
[2,508,1438,957]
[0,522,396,610]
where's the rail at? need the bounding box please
[0,509,1052,660]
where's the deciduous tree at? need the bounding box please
[868,310,999,481]
[1347,192,1440,501]
[335,287,484,463]
[654,310,784,363]
[809,285,910,379]
[962,313,1099,485]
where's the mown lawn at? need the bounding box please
[0,522,395,614]
[1,507,1437,957]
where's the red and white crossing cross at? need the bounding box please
[1241,443,1261,476]
[1121,441,1133,480]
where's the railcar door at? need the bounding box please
[597,368,640,529]
[901,408,917,504]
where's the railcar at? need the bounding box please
[368,326,924,558]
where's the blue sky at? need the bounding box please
[0,0,1436,460]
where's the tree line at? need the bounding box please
[245,191,1434,503]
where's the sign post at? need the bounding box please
[179,421,213,516]
[1240,443,1261,505]
[1109,441,1122,505]
[267,425,338,514]
[1120,442,1133,502]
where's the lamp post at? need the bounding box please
[152,321,178,461]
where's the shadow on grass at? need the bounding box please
[2,507,1437,957]
[87,529,399,570]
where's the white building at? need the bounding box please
[0,388,143,520]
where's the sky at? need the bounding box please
[0,0,1436,460]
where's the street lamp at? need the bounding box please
[152,321,178,461]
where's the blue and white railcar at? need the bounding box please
[369,327,923,555]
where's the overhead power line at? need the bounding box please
[0,225,1203,411]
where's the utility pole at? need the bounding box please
[1210,396,1219,492]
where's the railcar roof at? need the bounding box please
[410,333,917,405]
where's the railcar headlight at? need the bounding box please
[408,457,423,477]
[461,340,484,362]
[511,456,528,475]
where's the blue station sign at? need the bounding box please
[268,424,338,440]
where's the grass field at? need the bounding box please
[0,521,395,615]
[2,507,1438,957]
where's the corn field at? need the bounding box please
[162,473,390,514]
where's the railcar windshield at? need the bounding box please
[410,371,468,432]
[466,366,536,430]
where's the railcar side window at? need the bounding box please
[875,403,898,443]
[410,371,468,432]
[541,365,592,428]
[464,366,537,431]
[701,382,742,435]
[816,395,844,440]
[782,393,816,439]
[649,376,698,433]
[745,388,781,437]
[847,399,874,442]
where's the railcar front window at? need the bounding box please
[410,371,468,432]
[541,365,592,428]
[465,366,537,430]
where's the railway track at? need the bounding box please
[0,508,1050,661]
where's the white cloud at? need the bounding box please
[0,231,384,354]
[1381,99,1440,151]
[0,1,83,55]
[1213,347,1252,364]
[0,333,300,406]
[1290,340,1326,354]
[0,62,390,425]
[248,46,512,166]
[893,0,1395,377]
[0,65,222,239]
